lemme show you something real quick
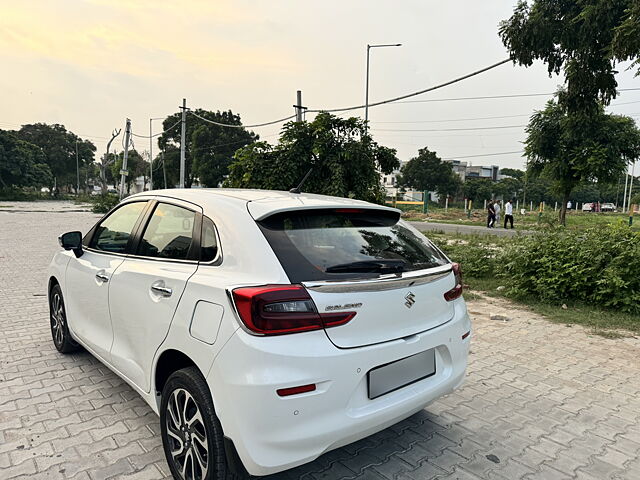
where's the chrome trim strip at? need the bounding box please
[302,264,453,293]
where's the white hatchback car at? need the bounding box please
[48,189,471,479]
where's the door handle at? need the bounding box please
[95,272,109,283]
[151,282,173,297]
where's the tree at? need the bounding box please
[525,99,640,224]
[499,168,525,180]
[225,113,399,203]
[500,0,640,115]
[462,178,495,205]
[397,148,462,200]
[157,109,257,188]
[0,130,52,189]
[17,123,95,192]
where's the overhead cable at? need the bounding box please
[306,58,512,114]
[189,110,296,129]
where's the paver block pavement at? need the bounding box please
[1,202,639,479]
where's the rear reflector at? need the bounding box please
[462,331,471,340]
[277,384,316,397]
[232,284,356,335]
[444,263,463,301]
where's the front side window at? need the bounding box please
[91,201,146,253]
[137,203,196,260]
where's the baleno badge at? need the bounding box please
[404,292,416,308]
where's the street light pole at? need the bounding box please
[365,43,402,131]
[75,140,80,195]
[149,117,164,191]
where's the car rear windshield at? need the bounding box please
[258,208,449,283]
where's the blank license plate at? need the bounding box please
[368,349,436,399]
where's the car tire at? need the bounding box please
[160,367,245,480]
[49,284,80,354]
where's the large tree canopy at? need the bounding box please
[225,113,399,203]
[397,148,461,199]
[525,99,640,224]
[500,0,640,114]
[157,109,257,188]
[17,123,95,191]
[0,130,52,189]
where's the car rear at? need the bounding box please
[209,202,471,476]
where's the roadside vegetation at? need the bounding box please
[428,226,640,337]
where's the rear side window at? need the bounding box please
[258,209,448,283]
[137,203,196,260]
[200,217,219,262]
[91,201,146,253]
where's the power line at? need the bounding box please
[373,124,527,133]
[307,58,512,114]
[187,59,512,128]
[189,110,296,129]
[373,114,530,124]
[131,120,181,139]
[442,150,525,160]
[392,87,640,105]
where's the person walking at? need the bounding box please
[504,199,514,229]
[487,200,496,228]
[494,200,501,227]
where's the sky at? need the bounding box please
[1,0,638,171]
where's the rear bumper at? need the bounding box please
[207,299,471,476]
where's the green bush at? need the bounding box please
[431,235,502,278]
[91,194,120,213]
[498,224,640,313]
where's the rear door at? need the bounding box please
[108,199,201,392]
[256,208,456,348]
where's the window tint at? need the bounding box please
[137,203,196,260]
[200,217,219,262]
[91,202,146,253]
[259,209,448,283]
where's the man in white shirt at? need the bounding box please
[494,200,501,227]
[504,199,514,229]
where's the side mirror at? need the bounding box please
[58,231,83,257]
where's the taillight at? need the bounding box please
[444,263,463,301]
[232,285,356,335]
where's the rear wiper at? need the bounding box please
[325,260,406,274]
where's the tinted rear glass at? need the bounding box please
[258,209,448,283]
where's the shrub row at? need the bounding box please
[431,224,640,314]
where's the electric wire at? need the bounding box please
[189,110,296,129]
[306,58,512,114]
[131,120,181,139]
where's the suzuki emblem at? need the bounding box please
[404,292,416,308]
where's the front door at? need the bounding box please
[64,201,148,360]
[109,200,200,392]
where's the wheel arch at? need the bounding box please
[153,349,205,407]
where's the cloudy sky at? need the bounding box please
[1,0,638,170]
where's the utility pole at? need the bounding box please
[628,160,636,213]
[623,164,629,213]
[149,119,153,191]
[75,140,80,195]
[179,98,187,188]
[119,118,131,199]
[294,90,306,122]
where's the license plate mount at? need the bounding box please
[367,349,436,399]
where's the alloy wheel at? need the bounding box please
[50,292,65,347]
[166,387,209,480]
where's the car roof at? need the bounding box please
[128,188,399,220]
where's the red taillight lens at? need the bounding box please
[444,263,463,301]
[232,285,356,335]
